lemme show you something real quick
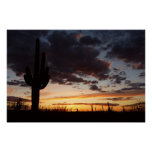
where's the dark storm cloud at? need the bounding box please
[7,31,111,93]
[46,31,111,83]
[106,30,145,69]
[7,30,49,76]
[9,30,146,90]
[50,72,95,85]
[7,80,28,87]
[8,30,111,86]
[80,36,101,45]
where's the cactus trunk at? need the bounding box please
[32,39,40,111]
[32,83,40,111]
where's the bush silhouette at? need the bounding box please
[24,38,50,111]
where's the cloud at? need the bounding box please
[7,30,145,95]
[7,80,28,87]
[7,30,111,86]
[119,71,126,76]
[125,80,131,85]
[114,82,145,94]
[113,67,120,74]
[129,82,145,88]
[139,71,145,77]
[80,36,101,45]
[7,30,49,76]
[125,81,145,89]
[52,102,119,106]
[109,73,126,84]
[47,31,111,84]
[89,84,107,92]
[89,85,101,91]
[7,96,30,102]
[106,97,134,101]
[106,30,145,69]
[124,102,145,107]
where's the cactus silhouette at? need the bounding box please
[24,38,50,111]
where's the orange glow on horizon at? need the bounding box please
[41,91,145,102]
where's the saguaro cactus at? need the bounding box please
[24,38,50,111]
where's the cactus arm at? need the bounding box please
[24,75,32,86]
[39,75,50,89]
[39,53,50,89]
[39,67,50,89]
[24,67,33,86]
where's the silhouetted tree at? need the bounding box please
[107,102,111,112]
[24,38,50,111]
[102,105,104,111]
[91,105,93,112]
[122,106,125,112]
[15,98,22,111]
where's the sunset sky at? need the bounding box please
[7,30,145,111]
